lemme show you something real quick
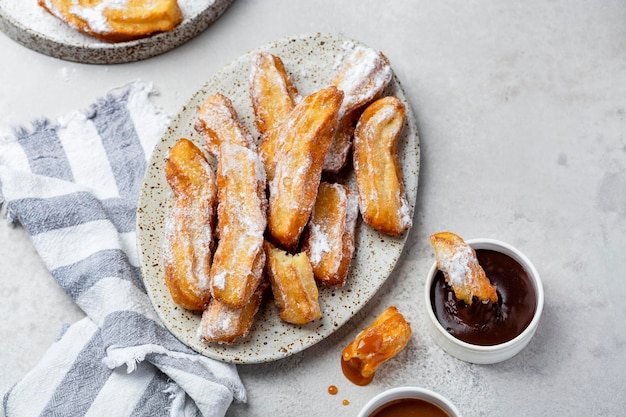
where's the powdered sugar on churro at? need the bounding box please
[344,188,359,238]
[210,142,266,305]
[196,93,256,157]
[431,232,498,305]
[307,223,331,266]
[397,189,412,229]
[178,0,215,18]
[436,243,475,288]
[331,44,393,118]
[70,0,128,33]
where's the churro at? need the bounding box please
[264,242,321,325]
[324,45,393,172]
[195,93,256,158]
[267,86,343,250]
[302,182,359,287]
[249,52,300,136]
[353,95,412,236]
[162,138,216,311]
[210,142,267,308]
[430,232,498,305]
[341,306,412,386]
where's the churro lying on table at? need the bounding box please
[341,306,412,386]
[162,138,217,311]
[430,231,498,305]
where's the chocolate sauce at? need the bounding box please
[430,249,537,346]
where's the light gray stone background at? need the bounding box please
[1,1,625,416]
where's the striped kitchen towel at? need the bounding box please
[0,81,246,417]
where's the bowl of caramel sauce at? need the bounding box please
[356,386,462,417]
[424,238,544,364]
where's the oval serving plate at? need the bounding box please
[137,32,420,364]
[0,0,233,64]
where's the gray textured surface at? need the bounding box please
[1,1,625,416]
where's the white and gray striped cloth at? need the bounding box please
[0,82,246,417]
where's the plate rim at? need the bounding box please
[0,0,234,64]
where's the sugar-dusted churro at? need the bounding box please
[430,231,498,305]
[199,278,268,344]
[195,92,256,158]
[302,182,359,287]
[210,142,267,308]
[267,86,343,250]
[324,45,393,172]
[249,52,300,136]
[162,138,217,311]
[353,95,412,236]
[264,242,321,325]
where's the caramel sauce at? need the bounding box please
[341,306,411,385]
[343,399,350,406]
[431,249,537,345]
[357,332,384,354]
[341,356,374,386]
[328,385,338,395]
[369,398,450,417]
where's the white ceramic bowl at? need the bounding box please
[424,238,544,364]
[357,386,462,417]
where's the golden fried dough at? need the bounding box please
[430,232,498,305]
[250,52,302,182]
[210,142,267,308]
[267,86,343,249]
[194,93,256,158]
[249,52,300,136]
[250,46,392,175]
[264,242,321,325]
[38,0,183,42]
[341,306,412,386]
[322,112,358,174]
[353,95,412,236]
[324,45,393,172]
[302,182,359,287]
[199,278,268,345]
[162,138,216,311]
[331,45,393,117]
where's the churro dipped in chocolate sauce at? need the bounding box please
[430,232,537,346]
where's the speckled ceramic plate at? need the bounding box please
[0,0,233,64]
[137,33,420,364]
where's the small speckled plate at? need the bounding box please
[0,0,233,64]
[137,33,420,364]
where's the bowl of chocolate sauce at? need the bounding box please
[357,386,462,417]
[425,238,544,364]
